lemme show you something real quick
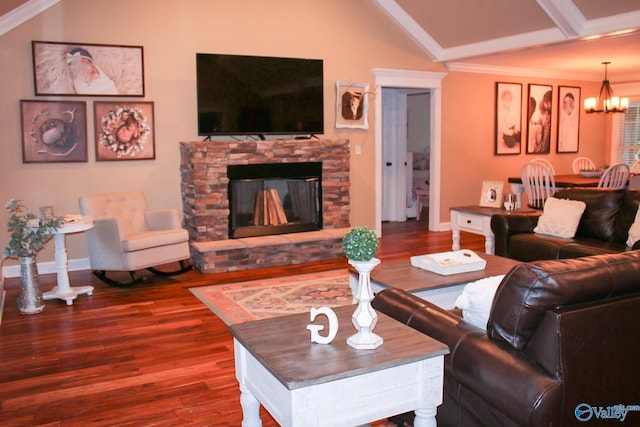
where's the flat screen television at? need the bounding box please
[196,53,324,137]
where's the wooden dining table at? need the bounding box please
[508,173,601,208]
[508,173,601,188]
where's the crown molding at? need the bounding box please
[446,62,593,81]
[447,61,640,83]
[0,0,60,37]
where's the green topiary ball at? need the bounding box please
[342,226,378,261]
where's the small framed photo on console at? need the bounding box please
[479,180,503,208]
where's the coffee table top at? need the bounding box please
[368,252,520,293]
[229,304,448,390]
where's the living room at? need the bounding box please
[3,0,640,274]
[1,0,640,425]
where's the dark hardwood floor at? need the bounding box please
[0,220,484,426]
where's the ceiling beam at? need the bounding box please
[0,0,60,37]
[536,0,586,38]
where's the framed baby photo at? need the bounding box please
[94,101,155,161]
[526,84,553,154]
[20,100,88,163]
[494,82,522,155]
[556,86,581,153]
[32,41,144,96]
[335,81,369,129]
[479,180,504,208]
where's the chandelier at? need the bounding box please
[584,62,629,113]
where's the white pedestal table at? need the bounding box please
[43,215,94,305]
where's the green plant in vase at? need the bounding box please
[342,226,378,261]
[3,199,63,314]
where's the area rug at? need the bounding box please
[190,269,352,325]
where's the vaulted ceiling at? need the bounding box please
[3,0,640,82]
[374,0,640,81]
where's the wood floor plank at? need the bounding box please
[0,221,484,426]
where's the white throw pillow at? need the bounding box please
[454,275,505,330]
[533,197,586,238]
[627,205,640,247]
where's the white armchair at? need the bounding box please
[79,191,191,286]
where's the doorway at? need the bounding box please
[373,68,446,236]
[380,89,430,224]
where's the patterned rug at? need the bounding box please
[190,269,352,325]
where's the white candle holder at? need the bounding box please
[347,257,383,350]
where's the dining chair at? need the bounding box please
[630,159,640,174]
[572,157,596,174]
[521,161,557,209]
[598,163,630,189]
[531,158,556,175]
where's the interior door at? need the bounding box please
[381,89,407,221]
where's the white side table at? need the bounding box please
[43,215,95,305]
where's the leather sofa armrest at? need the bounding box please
[491,214,540,257]
[145,209,181,230]
[372,288,480,352]
[452,332,562,426]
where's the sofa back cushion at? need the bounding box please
[487,251,640,350]
[553,188,624,241]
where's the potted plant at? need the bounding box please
[3,199,63,314]
[342,225,379,262]
[342,226,383,349]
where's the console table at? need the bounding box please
[450,206,536,254]
[229,304,449,427]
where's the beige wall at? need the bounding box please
[0,0,441,266]
[0,0,623,268]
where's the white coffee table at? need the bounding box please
[43,215,95,305]
[229,304,448,427]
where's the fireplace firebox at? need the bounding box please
[228,162,322,239]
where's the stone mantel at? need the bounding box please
[179,138,351,273]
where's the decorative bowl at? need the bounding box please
[580,170,604,178]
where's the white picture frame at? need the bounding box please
[335,81,369,129]
[479,180,504,208]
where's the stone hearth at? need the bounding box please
[179,139,351,273]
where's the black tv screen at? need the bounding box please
[196,53,324,136]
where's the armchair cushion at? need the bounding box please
[122,229,188,252]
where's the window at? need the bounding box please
[613,100,640,166]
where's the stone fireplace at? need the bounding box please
[179,139,350,273]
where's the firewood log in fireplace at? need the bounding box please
[252,188,288,226]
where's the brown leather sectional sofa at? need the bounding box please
[491,188,640,261]
[372,251,640,426]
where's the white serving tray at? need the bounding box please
[410,249,486,275]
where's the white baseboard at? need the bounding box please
[1,258,92,278]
